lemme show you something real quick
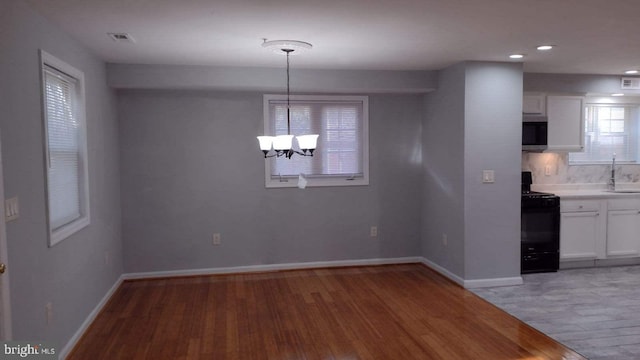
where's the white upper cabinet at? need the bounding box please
[523,93,546,115]
[546,95,585,152]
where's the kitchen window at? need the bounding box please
[40,50,90,246]
[569,104,639,164]
[262,95,369,188]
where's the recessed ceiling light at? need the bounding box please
[536,45,554,51]
[509,54,524,59]
[625,70,639,74]
[612,93,625,97]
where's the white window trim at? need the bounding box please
[569,99,640,165]
[262,94,369,188]
[40,50,90,246]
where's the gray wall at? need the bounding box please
[107,63,437,93]
[524,73,640,96]
[422,63,467,278]
[0,0,122,346]
[422,62,522,281]
[463,62,522,280]
[118,90,423,273]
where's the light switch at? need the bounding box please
[482,170,495,184]
[5,197,19,222]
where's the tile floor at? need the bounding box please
[473,266,640,360]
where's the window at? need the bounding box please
[263,95,369,187]
[40,50,90,246]
[570,104,639,164]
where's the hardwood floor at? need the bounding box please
[68,264,586,359]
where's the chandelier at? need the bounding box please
[257,40,318,159]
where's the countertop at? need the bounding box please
[532,183,640,199]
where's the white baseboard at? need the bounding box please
[463,276,523,288]
[123,256,423,280]
[421,257,523,289]
[420,258,465,286]
[60,275,124,359]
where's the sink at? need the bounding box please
[606,190,640,193]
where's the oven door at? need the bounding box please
[521,206,560,253]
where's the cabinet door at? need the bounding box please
[546,95,584,152]
[523,94,546,115]
[607,209,640,257]
[560,211,600,260]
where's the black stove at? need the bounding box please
[521,172,560,274]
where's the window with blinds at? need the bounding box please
[263,95,369,187]
[569,104,639,164]
[41,50,90,246]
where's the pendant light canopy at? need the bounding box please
[257,40,318,159]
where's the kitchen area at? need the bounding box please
[521,89,640,272]
[479,75,640,360]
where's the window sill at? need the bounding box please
[49,216,90,247]
[266,176,369,188]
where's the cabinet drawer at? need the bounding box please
[608,198,640,211]
[561,200,601,213]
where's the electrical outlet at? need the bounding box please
[370,226,378,237]
[212,233,221,245]
[45,302,53,325]
[545,164,552,176]
[442,233,448,246]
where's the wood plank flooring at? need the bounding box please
[68,264,586,359]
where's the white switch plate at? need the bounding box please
[212,233,221,245]
[5,197,19,222]
[370,226,378,237]
[482,170,495,183]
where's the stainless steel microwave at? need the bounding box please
[522,116,548,151]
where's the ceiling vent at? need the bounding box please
[107,33,135,43]
[621,77,640,90]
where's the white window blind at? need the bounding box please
[41,50,90,245]
[263,95,369,187]
[45,67,81,229]
[570,104,639,164]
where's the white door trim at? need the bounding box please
[0,131,13,340]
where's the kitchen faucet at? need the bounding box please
[607,153,616,191]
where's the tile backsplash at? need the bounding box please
[522,152,640,184]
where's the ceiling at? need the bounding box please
[24,0,640,75]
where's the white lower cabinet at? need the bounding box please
[560,199,603,260]
[606,199,640,257]
[560,197,640,264]
[560,211,600,260]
